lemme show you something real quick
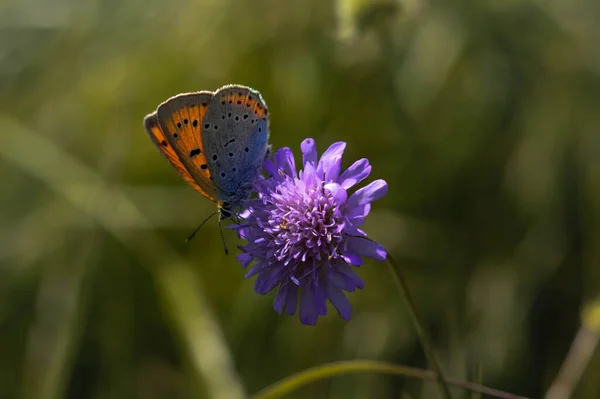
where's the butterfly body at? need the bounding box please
[144,85,270,220]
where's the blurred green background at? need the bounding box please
[1,0,600,398]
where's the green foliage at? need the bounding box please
[1,0,599,397]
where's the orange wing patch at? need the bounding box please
[216,89,268,119]
[144,113,216,201]
[165,102,211,177]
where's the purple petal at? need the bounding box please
[330,271,362,292]
[254,270,278,294]
[339,158,372,190]
[331,260,365,291]
[344,218,365,237]
[273,147,296,178]
[347,203,371,220]
[299,286,317,325]
[263,158,277,177]
[301,138,317,167]
[285,287,298,315]
[320,155,342,182]
[238,209,252,219]
[236,251,254,268]
[317,142,346,179]
[274,285,287,313]
[245,261,267,278]
[342,249,364,266]
[346,237,387,261]
[347,179,388,208]
[314,284,328,316]
[343,225,367,237]
[327,285,352,320]
[300,162,317,185]
[237,227,251,239]
[324,183,347,204]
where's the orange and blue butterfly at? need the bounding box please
[143,85,271,252]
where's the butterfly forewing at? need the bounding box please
[154,92,226,201]
[143,113,213,198]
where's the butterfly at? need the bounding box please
[143,84,271,252]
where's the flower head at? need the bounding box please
[235,138,388,325]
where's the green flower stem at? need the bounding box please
[251,360,529,399]
[385,253,453,399]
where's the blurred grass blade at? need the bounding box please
[545,297,600,399]
[471,362,483,399]
[21,230,98,399]
[0,116,246,399]
[251,360,529,399]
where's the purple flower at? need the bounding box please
[234,138,388,325]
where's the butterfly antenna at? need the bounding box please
[185,210,219,243]
[218,211,229,255]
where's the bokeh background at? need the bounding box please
[2,0,600,398]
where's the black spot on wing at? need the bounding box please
[190,148,201,158]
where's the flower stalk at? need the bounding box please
[385,253,453,399]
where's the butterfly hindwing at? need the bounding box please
[155,92,225,202]
[201,85,270,197]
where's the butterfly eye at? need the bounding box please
[232,168,236,172]
[204,123,210,128]
[243,114,248,119]
[228,152,234,157]
[212,154,218,160]
[177,122,182,128]
[183,119,188,125]
[244,147,249,152]
[228,112,232,118]
[235,116,239,121]
[201,164,208,170]
[160,140,168,147]
[173,133,178,138]
[220,172,226,177]
[192,120,198,127]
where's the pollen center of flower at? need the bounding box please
[268,182,344,268]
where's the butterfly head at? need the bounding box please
[219,202,233,220]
